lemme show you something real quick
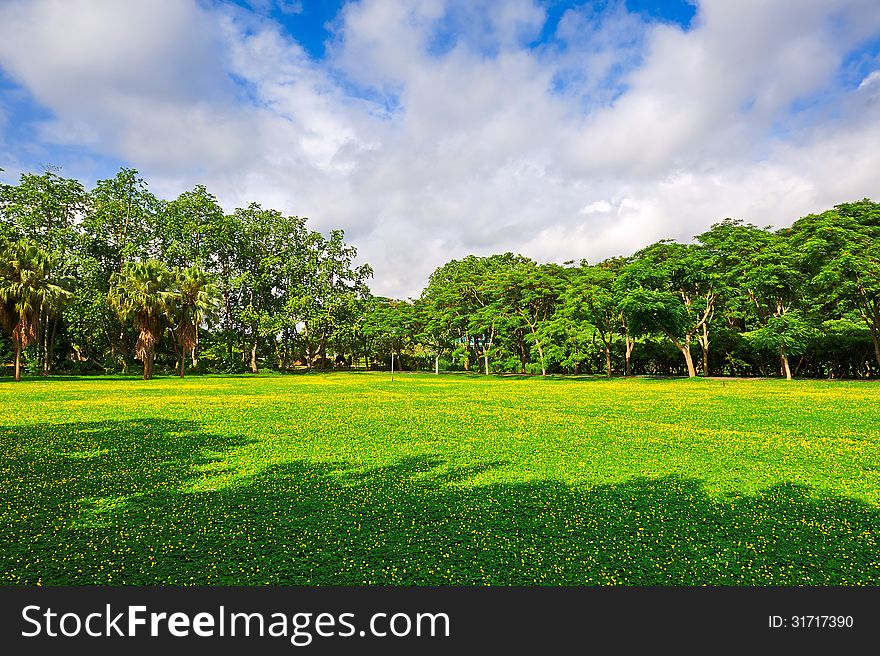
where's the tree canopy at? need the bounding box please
[1,166,877,380]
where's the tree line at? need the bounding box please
[0,168,371,380]
[1,167,877,380]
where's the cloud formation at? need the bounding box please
[0,0,878,297]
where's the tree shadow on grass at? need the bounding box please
[1,422,878,585]
[0,419,254,583]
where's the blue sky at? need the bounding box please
[0,0,878,297]
[231,0,697,59]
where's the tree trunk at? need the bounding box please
[435,354,439,375]
[670,333,696,378]
[119,328,129,374]
[781,350,792,381]
[484,328,495,376]
[46,316,58,374]
[303,323,312,370]
[40,308,48,376]
[143,351,153,380]
[604,345,612,378]
[534,339,546,376]
[318,332,329,368]
[179,352,186,378]
[225,290,233,361]
[871,325,880,370]
[192,326,199,368]
[250,338,258,373]
[699,323,709,376]
[625,334,634,377]
[679,344,696,378]
[14,344,21,382]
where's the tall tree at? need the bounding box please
[742,229,807,380]
[497,261,563,376]
[425,254,530,375]
[86,168,159,270]
[289,229,372,369]
[169,265,220,377]
[618,242,718,377]
[0,170,85,254]
[232,204,287,373]
[108,260,174,380]
[413,293,456,375]
[0,171,86,372]
[561,260,623,377]
[160,185,225,269]
[0,240,72,381]
[790,200,880,369]
[204,211,244,369]
[362,297,414,370]
[85,169,160,372]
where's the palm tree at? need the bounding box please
[108,260,173,380]
[0,240,72,381]
[169,265,220,378]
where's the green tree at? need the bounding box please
[497,261,563,376]
[742,230,807,379]
[744,310,815,378]
[362,297,414,370]
[560,260,623,377]
[413,293,456,374]
[288,229,372,369]
[204,211,244,369]
[0,171,86,372]
[86,168,159,270]
[790,200,880,369]
[424,254,530,375]
[108,260,174,380]
[85,169,161,372]
[618,242,718,377]
[160,185,225,269]
[0,240,72,381]
[0,170,85,254]
[231,204,287,373]
[169,265,221,377]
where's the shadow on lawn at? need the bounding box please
[1,419,878,585]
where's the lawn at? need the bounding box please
[1,372,878,585]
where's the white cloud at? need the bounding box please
[858,70,880,89]
[581,201,612,215]
[0,0,878,298]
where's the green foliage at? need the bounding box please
[159,185,224,269]
[0,239,73,379]
[85,168,159,270]
[0,170,85,255]
[1,166,878,380]
[108,260,175,380]
[362,297,415,367]
[618,286,688,339]
[1,374,878,585]
[743,310,815,356]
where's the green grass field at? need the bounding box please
[1,373,878,585]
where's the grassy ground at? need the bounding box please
[1,372,878,585]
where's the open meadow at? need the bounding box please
[1,373,878,585]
